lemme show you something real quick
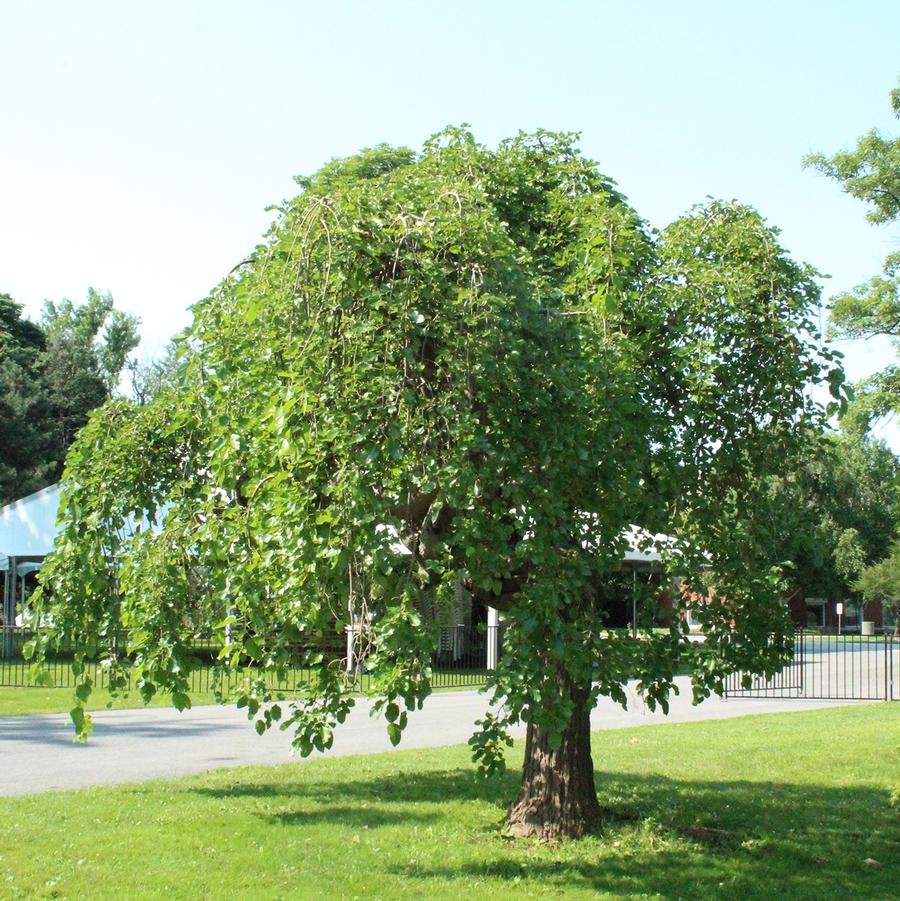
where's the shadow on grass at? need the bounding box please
[193,766,897,900]
[194,768,515,825]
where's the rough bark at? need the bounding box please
[507,670,601,840]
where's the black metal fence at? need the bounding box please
[0,624,501,696]
[724,630,898,701]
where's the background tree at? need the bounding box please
[762,431,898,612]
[32,131,841,839]
[804,80,900,434]
[40,287,140,453]
[805,79,900,628]
[854,541,900,634]
[126,332,189,405]
[0,288,140,505]
[0,294,54,503]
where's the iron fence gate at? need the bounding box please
[725,630,897,701]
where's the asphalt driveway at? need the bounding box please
[0,677,864,796]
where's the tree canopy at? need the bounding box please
[0,288,140,506]
[0,293,53,504]
[805,80,900,433]
[854,540,900,632]
[762,432,898,603]
[805,80,900,631]
[32,129,843,838]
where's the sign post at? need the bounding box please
[836,601,844,636]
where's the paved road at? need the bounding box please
[730,643,899,700]
[0,677,867,797]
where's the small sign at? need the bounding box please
[836,602,844,616]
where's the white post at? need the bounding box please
[346,624,355,673]
[224,609,233,647]
[486,606,499,670]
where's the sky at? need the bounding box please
[1,0,899,443]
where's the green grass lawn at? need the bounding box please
[0,680,486,717]
[0,669,489,717]
[0,684,223,716]
[0,705,897,900]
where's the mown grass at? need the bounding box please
[0,668,489,717]
[0,684,223,716]
[0,705,897,900]
[0,681,484,717]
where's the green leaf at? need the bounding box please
[70,706,93,741]
[30,666,54,688]
[172,691,192,712]
[74,679,93,703]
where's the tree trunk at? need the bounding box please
[507,670,601,840]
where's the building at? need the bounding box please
[786,593,890,634]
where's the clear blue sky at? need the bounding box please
[1,1,898,442]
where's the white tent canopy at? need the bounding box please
[0,484,63,557]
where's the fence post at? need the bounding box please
[486,607,499,670]
[887,631,894,702]
[799,628,805,697]
[892,634,896,701]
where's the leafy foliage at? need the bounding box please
[126,332,189,405]
[0,294,54,503]
[0,289,140,506]
[33,130,840,768]
[805,80,900,630]
[854,540,900,631]
[761,432,898,602]
[805,80,900,433]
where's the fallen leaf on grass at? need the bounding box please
[814,857,831,865]
[863,858,881,867]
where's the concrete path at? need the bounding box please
[0,677,867,797]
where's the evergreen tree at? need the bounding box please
[0,289,140,505]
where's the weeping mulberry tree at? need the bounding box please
[32,129,843,839]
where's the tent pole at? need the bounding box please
[1,567,8,658]
[9,557,16,626]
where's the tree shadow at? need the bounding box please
[194,768,513,806]
[192,766,897,899]
[0,713,248,747]
[192,768,515,830]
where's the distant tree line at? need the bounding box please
[0,288,139,506]
[764,431,898,615]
